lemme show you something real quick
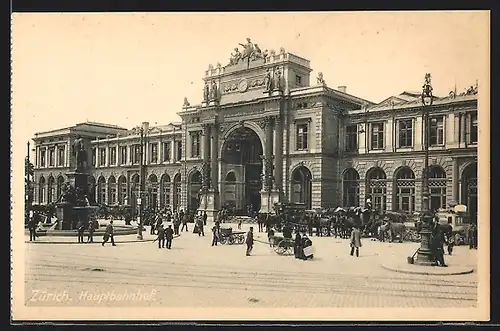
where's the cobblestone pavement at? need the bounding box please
[24,221,478,308]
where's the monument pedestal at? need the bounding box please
[259,189,280,214]
[197,189,220,222]
[56,202,73,230]
[66,171,90,195]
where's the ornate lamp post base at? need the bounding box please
[413,212,435,266]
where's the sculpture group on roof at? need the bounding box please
[227,38,280,67]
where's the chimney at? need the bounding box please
[338,86,347,93]
[142,122,149,132]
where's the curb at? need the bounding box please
[24,234,181,245]
[380,263,475,276]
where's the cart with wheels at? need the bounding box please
[273,236,295,255]
[219,227,246,245]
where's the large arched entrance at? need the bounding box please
[291,166,313,209]
[461,162,477,222]
[366,167,387,211]
[221,126,263,214]
[173,173,181,212]
[188,170,202,213]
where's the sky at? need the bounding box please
[12,11,489,157]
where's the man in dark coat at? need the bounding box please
[28,212,38,242]
[197,217,205,236]
[202,211,208,226]
[307,217,313,237]
[246,227,254,256]
[282,223,292,239]
[156,224,165,248]
[211,225,218,246]
[102,220,116,246]
[165,224,174,249]
[76,219,85,243]
[294,231,302,259]
[350,226,362,257]
[431,221,447,267]
[181,213,189,232]
[87,219,96,243]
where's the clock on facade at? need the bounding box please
[238,79,249,93]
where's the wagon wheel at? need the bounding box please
[277,239,293,255]
[227,236,235,245]
[274,242,286,255]
[237,235,245,244]
[219,237,227,245]
[321,227,329,236]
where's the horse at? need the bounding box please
[379,221,407,243]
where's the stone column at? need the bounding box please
[274,116,283,191]
[201,124,211,190]
[460,112,466,146]
[452,158,459,204]
[263,116,274,191]
[210,124,219,191]
[66,139,71,167]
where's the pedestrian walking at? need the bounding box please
[173,215,180,235]
[165,224,174,249]
[28,212,38,242]
[156,224,165,249]
[202,211,208,226]
[431,221,447,267]
[246,227,254,256]
[294,231,302,259]
[211,225,218,246]
[238,218,242,230]
[76,219,85,243]
[102,220,116,246]
[197,217,205,236]
[87,219,95,243]
[350,226,362,257]
[181,213,189,232]
[257,217,263,232]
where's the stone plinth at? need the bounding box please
[66,171,90,196]
[259,190,280,213]
[197,190,219,222]
[56,202,73,230]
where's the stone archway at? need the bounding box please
[221,126,264,214]
[291,166,313,209]
[461,162,477,222]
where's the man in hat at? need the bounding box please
[246,226,254,256]
[102,220,116,246]
[76,218,85,243]
[350,226,362,257]
[165,224,174,249]
[156,224,165,249]
[87,219,96,243]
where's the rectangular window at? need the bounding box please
[99,148,106,166]
[133,144,141,164]
[470,113,478,144]
[57,146,65,166]
[48,148,55,167]
[190,132,200,158]
[163,141,171,162]
[398,119,413,148]
[177,141,183,161]
[109,147,117,165]
[119,146,127,165]
[430,116,444,146]
[371,122,385,150]
[295,75,302,87]
[110,183,117,205]
[150,143,158,163]
[345,125,358,152]
[296,123,309,150]
[92,148,96,166]
[40,149,46,167]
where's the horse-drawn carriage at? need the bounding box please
[218,227,246,245]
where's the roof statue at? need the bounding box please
[183,97,190,107]
[227,38,268,67]
[317,72,326,85]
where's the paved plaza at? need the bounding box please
[24,221,478,308]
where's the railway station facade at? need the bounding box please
[31,40,479,221]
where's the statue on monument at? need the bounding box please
[201,161,211,190]
[229,48,242,66]
[264,68,272,92]
[73,135,87,172]
[262,49,269,63]
[183,97,190,107]
[209,81,218,101]
[273,67,282,91]
[239,38,255,61]
[203,81,210,102]
[317,72,326,85]
[252,44,263,60]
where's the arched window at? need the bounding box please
[97,176,106,204]
[39,176,46,204]
[461,162,477,222]
[429,166,447,211]
[56,176,65,201]
[366,167,387,211]
[108,176,117,205]
[291,166,312,209]
[148,174,158,209]
[160,174,171,208]
[394,167,415,214]
[173,173,181,211]
[117,176,127,204]
[47,176,55,203]
[188,171,202,212]
[343,168,360,207]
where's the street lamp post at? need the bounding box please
[25,141,32,225]
[137,127,146,240]
[414,73,435,266]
